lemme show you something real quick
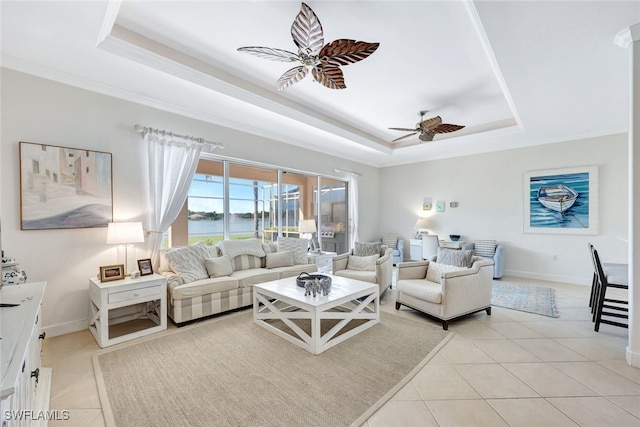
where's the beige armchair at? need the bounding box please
[332,245,393,295]
[395,256,493,329]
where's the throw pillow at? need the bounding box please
[165,243,210,283]
[474,240,497,257]
[277,237,309,264]
[266,250,294,269]
[437,248,474,268]
[426,261,468,282]
[204,256,233,278]
[381,234,398,248]
[354,241,382,257]
[218,238,266,258]
[347,254,379,271]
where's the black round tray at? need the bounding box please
[296,272,332,288]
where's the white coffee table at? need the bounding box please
[253,275,379,355]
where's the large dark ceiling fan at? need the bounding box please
[389,111,465,142]
[238,2,379,91]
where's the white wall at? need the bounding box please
[1,69,380,336]
[379,134,628,285]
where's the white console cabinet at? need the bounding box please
[1,282,51,427]
[409,239,423,261]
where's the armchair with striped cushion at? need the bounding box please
[462,240,504,279]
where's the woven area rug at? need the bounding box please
[93,310,450,427]
[492,281,559,317]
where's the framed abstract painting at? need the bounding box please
[524,165,598,235]
[19,141,113,230]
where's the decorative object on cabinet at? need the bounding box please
[89,273,167,348]
[524,165,598,235]
[19,141,113,230]
[99,264,125,282]
[449,234,461,241]
[0,281,52,422]
[106,221,145,274]
[435,200,445,212]
[414,217,429,239]
[1,250,27,287]
[138,258,153,276]
[422,196,432,210]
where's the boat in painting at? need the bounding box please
[537,184,578,213]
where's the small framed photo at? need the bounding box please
[99,264,125,282]
[137,258,153,276]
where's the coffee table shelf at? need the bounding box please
[253,275,379,355]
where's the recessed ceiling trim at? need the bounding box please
[98,23,393,155]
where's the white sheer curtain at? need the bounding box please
[348,174,359,250]
[145,132,203,268]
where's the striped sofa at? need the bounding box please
[159,238,317,325]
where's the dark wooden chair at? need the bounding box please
[591,247,628,332]
[588,243,627,313]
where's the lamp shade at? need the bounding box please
[106,222,145,244]
[414,218,429,230]
[299,219,317,233]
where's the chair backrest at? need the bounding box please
[422,235,440,260]
[592,247,607,286]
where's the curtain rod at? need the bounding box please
[334,168,362,177]
[134,124,224,149]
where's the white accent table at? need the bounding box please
[89,273,167,348]
[409,239,423,260]
[307,251,337,273]
[253,275,379,355]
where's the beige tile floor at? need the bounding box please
[43,276,639,427]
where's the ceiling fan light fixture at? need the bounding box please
[238,2,380,91]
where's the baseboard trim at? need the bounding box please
[627,346,640,368]
[503,269,587,286]
[43,318,88,338]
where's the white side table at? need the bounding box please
[89,273,167,348]
[308,251,337,273]
[409,239,423,260]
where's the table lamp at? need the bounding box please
[414,218,429,239]
[107,221,145,275]
[299,219,318,252]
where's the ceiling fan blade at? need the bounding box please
[419,131,436,142]
[276,66,308,91]
[419,116,443,131]
[312,66,346,89]
[237,46,299,62]
[320,39,380,67]
[392,132,418,143]
[291,2,324,55]
[432,124,466,134]
[389,127,419,132]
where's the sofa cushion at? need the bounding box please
[347,254,379,271]
[266,250,294,269]
[334,269,377,284]
[230,255,263,271]
[218,238,266,259]
[437,248,474,268]
[277,237,309,264]
[474,240,497,257]
[426,262,469,282]
[230,269,280,287]
[170,276,239,300]
[354,241,382,257]
[270,264,318,279]
[397,279,442,304]
[165,243,210,284]
[205,256,233,278]
[382,234,398,248]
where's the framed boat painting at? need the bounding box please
[524,165,598,235]
[19,141,113,230]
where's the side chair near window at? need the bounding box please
[589,244,629,332]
